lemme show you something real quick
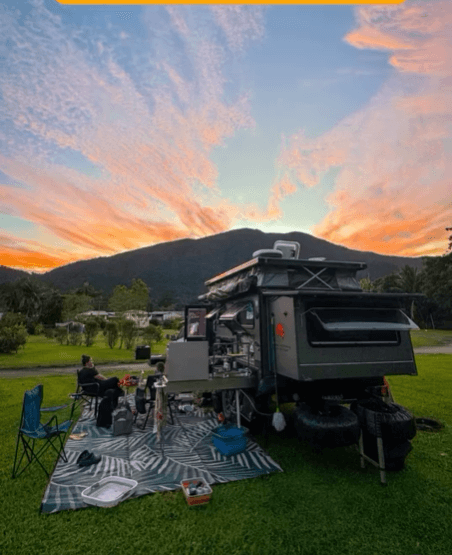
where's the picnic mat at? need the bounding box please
[41,400,283,513]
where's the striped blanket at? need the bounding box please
[40,400,283,513]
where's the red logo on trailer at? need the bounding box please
[276,323,285,339]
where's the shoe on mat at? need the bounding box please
[78,453,101,467]
[76,450,90,464]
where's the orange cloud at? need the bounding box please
[345,27,414,51]
[266,175,298,219]
[0,248,78,272]
[345,1,452,76]
[0,4,274,271]
[278,0,452,257]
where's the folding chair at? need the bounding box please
[70,369,101,418]
[12,384,72,479]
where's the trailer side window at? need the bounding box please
[186,308,207,339]
[305,308,409,346]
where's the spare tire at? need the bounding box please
[361,429,413,471]
[352,398,416,443]
[294,403,360,449]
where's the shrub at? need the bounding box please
[104,321,119,349]
[68,331,83,346]
[43,327,56,339]
[54,327,68,345]
[143,323,163,345]
[0,312,28,353]
[119,319,138,350]
[83,319,99,347]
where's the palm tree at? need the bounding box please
[2,277,62,329]
[396,266,421,320]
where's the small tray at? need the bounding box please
[181,478,212,507]
[81,477,138,508]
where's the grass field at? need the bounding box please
[410,329,452,348]
[1,329,450,371]
[0,332,175,370]
[0,354,451,555]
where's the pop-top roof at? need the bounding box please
[199,249,368,302]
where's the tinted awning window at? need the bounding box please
[219,303,248,321]
[310,308,418,331]
[206,307,221,319]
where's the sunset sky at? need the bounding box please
[1,0,451,272]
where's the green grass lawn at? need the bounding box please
[0,355,451,555]
[410,329,452,348]
[0,332,175,370]
[1,330,450,370]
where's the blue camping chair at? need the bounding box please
[12,384,72,479]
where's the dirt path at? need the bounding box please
[413,345,452,355]
[0,361,154,379]
[1,346,451,379]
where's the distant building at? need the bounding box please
[77,310,110,319]
[55,321,85,332]
[149,311,184,323]
[123,310,149,328]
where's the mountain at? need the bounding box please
[27,228,424,304]
[0,265,31,285]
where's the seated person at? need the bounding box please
[79,354,124,402]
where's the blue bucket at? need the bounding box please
[212,425,248,456]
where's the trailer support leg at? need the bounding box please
[235,389,241,428]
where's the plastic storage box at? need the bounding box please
[212,425,248,456]
[81,477,138,508]
[181,478,212,507]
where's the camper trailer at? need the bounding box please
[164,241,419,474]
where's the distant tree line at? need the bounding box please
[0,275,184,354]
[1,229,450,353]
[360,250,452,329]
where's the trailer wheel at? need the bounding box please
[221,389,255,423]
[352,399,416,443]
[294,403,360,449]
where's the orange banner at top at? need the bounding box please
[56,1,406,5]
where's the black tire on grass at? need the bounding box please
[351,399,416,443]
[415,417,444,432]
[294,403,360,449]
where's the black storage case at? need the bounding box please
[135,345,151,360]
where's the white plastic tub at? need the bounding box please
[81,477,138,508]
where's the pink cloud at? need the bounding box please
[0,4,273,270]
[210,6,265,52]
[345,1,452,76]
[278,0,452,257]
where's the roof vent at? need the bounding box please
[273,240,301,259]
[252,249,283,259]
